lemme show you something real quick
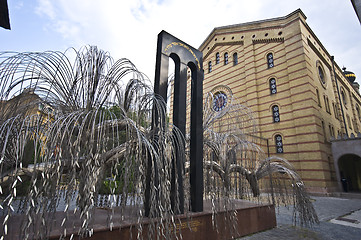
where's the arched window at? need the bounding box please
[324,95,330,113]
[341,88,347,106]
[275,135,283,153]
[272,105,280,123]
[316,89,321,107]
[208,61,212,73]
[267,53,274,68]
[224,52,228,65]
[216,52,220,64]
[332,102,338,119]
[233,52,238,66]
[326,96,330,113]
[329,124,334,138]
[269,78,277,94]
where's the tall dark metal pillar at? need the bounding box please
[146,30,204,214]
[189,64,204,212]
[170,55,187,213]
[145,34,169,217]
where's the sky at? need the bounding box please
[1,0,361,83]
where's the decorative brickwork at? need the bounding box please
[198,9,361,193]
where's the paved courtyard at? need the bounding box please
[239,194,361,240]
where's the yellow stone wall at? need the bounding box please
[198,9,361,193]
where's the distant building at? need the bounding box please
[0,88,54,120]
[198,9,361,194]
[0,88,41,119]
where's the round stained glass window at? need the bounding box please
[210,85,232,112]
[213,92,228,112]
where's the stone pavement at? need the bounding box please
[239,194,361,240]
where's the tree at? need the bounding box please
[0,46,185,239]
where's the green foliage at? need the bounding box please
[98,160,136,195]
[127,110,150,128]
[98,177,134,195]
[103,105,122,119]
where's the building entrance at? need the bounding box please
[338,154,361,192]
[331,135,361,192]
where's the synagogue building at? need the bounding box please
[199,9,361,194]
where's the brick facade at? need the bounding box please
[198,9,361,193]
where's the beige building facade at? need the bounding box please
[198,9,361,194]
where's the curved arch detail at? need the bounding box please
[154,30,204,213]
[331,136,361,192]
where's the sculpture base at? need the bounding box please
[3,199,276,239]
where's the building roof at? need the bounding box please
[199,9,306,51]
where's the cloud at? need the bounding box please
[32,0,361,81]
[32,0,270,78]
[35,0,56,19]
[14,1,24,9]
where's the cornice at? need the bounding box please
[252,37,284,45]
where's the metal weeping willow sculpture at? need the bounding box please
[0,40,318,239]
[202,91,319,227]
